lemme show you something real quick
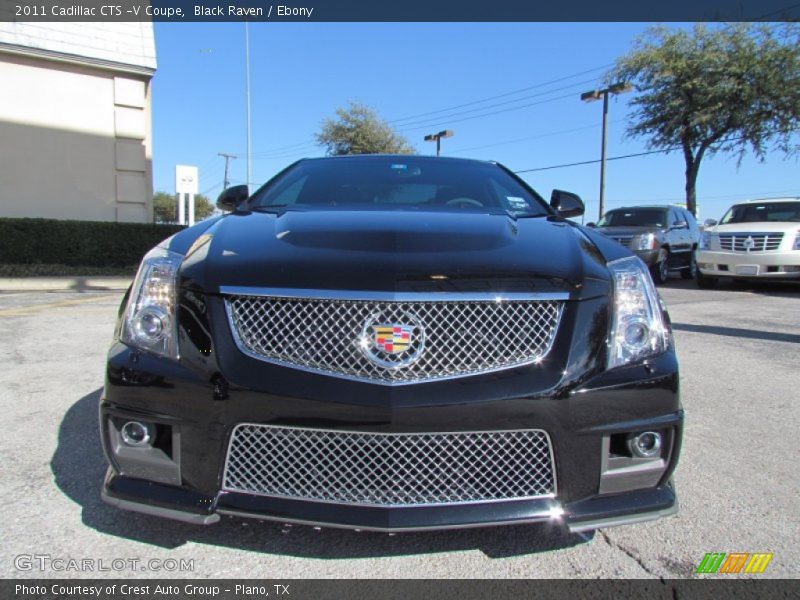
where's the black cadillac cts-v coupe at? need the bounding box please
[101,155,682,533]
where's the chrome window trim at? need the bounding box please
[221,423,558,508]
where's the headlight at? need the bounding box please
[699,231,710,250]
[632,232,657,251]
[608,256,669,369]
[120,246,183,358]
[793,232,800,250]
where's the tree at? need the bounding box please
[316,101,415,155]
[608,24,800,215]
[153,191,215,224]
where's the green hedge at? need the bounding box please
[0,218,185,270]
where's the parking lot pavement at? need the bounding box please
[0,281,798,579]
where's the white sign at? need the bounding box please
[175,165,199,195]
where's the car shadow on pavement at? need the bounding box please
[671,322,800,344]
[51,389,592,560]
[662,277,800,297]
[68,278,129,293]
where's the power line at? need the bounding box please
[387,63,613,125]
[251,144,319,160]
[513,128,800,174]
[252,147,323,162]
[514,148,674,173]
[394,78,601,131]
[243,64,614,157]
[398,91,580,133]
[446,120,625,155]
[201,180,225,196]
[250,139,319,158]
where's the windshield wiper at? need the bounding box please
[250,204,291,213]
[507,211,550,220]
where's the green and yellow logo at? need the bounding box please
[696,552,773,574]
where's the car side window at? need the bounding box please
[270,175,308,206]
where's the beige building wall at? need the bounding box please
[0,23,156,223]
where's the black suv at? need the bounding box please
[101,155,682,534]
[592,206,701,284]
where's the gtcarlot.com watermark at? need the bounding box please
[14,553,195,573]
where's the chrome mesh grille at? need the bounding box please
[223,425,556,506]
[718,232,784,252]
[609,235,633,248]
[225,295,563,383]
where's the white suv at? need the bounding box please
[696,198,800,288]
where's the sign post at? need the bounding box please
[175,165,199,226]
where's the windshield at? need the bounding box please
[248,156,550,216]
[720,202,800,224]
[597,209,668,228]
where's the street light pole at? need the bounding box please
[581,82,631,220]
[424,130,454,156]
[598,90,609,220]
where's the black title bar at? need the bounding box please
[2,0,800,22]
[4,579,800,600]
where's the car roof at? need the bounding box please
[734,197,800,205]
[298,154,497,166]
[606,205,676,211]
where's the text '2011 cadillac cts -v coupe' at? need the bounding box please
[101,155,682,533]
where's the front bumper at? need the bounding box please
[632,249,661,267]
[697,249,800,279]
[100,341,683,533]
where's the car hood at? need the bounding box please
[594,226,663,237]
[709,222,799,234]
[178,210,612,300]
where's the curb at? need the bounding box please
[0,277,132,292]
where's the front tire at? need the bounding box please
[650,249,670,285]
[695,269,718,289]
[681,253,697,280]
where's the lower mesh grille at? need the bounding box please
[223,424,556,506]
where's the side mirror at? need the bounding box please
[703,218,718,228]
[586,222,597,228]
[550,189,585,218]
[672,221,689,230]
[217,184,249,212]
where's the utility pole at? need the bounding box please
[424,130,454,156]
[218,153,237,189]
[580,82,632,220]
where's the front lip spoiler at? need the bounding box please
[566,501,678,533]
[101,471,678,533]
[101,487,221,525]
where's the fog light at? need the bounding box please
[121,421,153,447]
[627,431,662,458]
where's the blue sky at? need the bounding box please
[151,22,799,221]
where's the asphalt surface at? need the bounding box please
[1,278,798,579]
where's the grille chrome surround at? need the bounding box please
[718,232,784,252]
[224,290,564,384]
[222,424,556,506]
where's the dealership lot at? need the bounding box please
[0,280,797,579]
